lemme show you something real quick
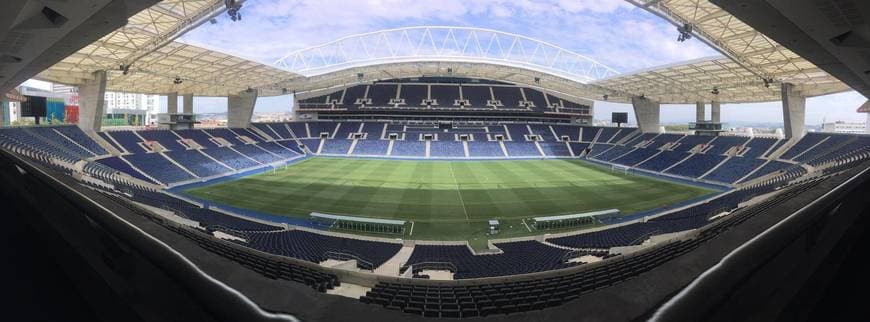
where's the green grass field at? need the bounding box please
[184,157,714,247]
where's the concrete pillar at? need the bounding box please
[78,70,107,132]
[227,89,258,128]
[781,83,806,140]
[711,100,721,123]
[0,99,7,126]
[183,94,193,114]
[695,101,706,122]
[167,92,178,114]
[631,96,661,133]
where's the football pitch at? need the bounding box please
[183,157,715,245]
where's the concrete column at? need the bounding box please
[781,83,806,140]
[695,101,706,122]
[711,100,721,123]
[167,92,178,114]
[631,96,661,133]
[183,94,193,114]
[0,99,7,126]
[78,70,107,132]
[227,89,258,128]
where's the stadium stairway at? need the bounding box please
[248,126,275,141]
[375,245,416,276]
[766,138,798,160]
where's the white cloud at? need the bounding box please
[180,0,866,122]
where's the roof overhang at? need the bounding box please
[32,0,304,97]
[592,56,850,104]
[621,0,853,103]
[27,1,857,104]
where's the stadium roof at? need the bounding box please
[277,26,620,101]
[592,56,849,104]
[609,0,850,103]
[35,0,301,97]
[29,0,856,103]
[275,26,619,83]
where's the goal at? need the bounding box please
[611,164,630,175]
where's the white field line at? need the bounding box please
[521,218,532,232]
[448,163,470,220]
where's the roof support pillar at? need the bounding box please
[781,83,806,140]
[711,100,721,123]
[183,94,194,114]
[695,101,706,123]
[167,92,178,114]
[228,89,258,128]
[77,70,107,132]
[631,96,661,134]
[1,99,8,126]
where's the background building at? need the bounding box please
[52,84,160,127]
[102,92,160,126]
[821,121,866,134]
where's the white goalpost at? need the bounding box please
[611,164,630,175]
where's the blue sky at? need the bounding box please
[169,0,866,124]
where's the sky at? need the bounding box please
[36,0,869,125]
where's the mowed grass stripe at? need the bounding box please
[184,157,714,225]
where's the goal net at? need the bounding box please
[611,164,630,175]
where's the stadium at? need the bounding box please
[1,1,869,321]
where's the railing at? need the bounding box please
[402,261,458,274]
[323,250,375,271]
[630,230,663,245]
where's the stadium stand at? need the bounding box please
[122,153,195,184]
[391,140,427,157]
[242,230,402,270]
[665,154,727,178]
[321,139,353,155]
[137,130,187,151]
[430,141,465,158]
[404,241,576,279]
[164,150,230,177]
[352,140,389,156]
[3,121,870,320]
[175,129,221,148]
[702,157,767,183]
[504,141,541,157]
[201,147,260,170]
[467,141,504,157]
[232,144,282,164]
